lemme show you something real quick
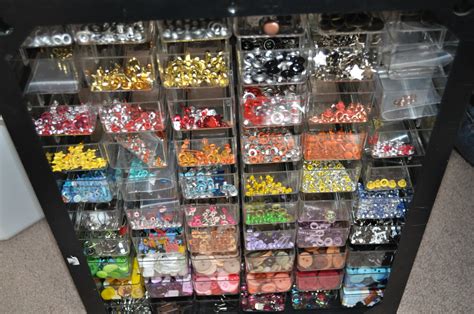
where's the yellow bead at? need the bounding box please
[397,179,407,188]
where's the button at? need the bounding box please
[273,273,292,292]
[275,251,290,267]
[297,252,313,269]
[193,276,212,295]
[331,253,346,269]
[313,255,330,270]
[318,270,342,290]
[192,255,217,275]
[223,257,240,274]
[263,21,279,35]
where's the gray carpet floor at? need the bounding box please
[0,151,472,314]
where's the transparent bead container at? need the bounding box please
[301,160,361,193]
[43,143,107,172]
[145,269,193,298]
[125,200,181,230]
[307,79,375,125]
[362,159,413,191]
[191,251,241,276]
[234,15,308,50]
[244,223,296,251]
[243,201,298,225]
[22,25,74,48]
[174,137,237,167]
[237,49,310,86]
[179,169,239,200]
[81,53,157,92]
[383,20,451,79]
[246,272,293,294]
[58,170,115,203]
[192,272,240,295]
[295,269,344,291]
[29,103,98,136]
[239,83,308,128]
[87,255,132,279]
[158,18,232,43]
[245,249,295,273]
[343,266,391,289]
[168,97,235,132]
[99,99,167,134]
[99,258,145,301]
[133,234,188,278]
[243,170,301,197]
[72,21,154,45]
[340,287,384,308]
[296,246,347,271]
[297,200,351,248]
[102,132,168,169]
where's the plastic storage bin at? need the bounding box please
[190,252,241,276]
[377,71,445,121]
[59,170,115,203]
[158,51,231,89]
[30,102,97,136]
[238,49,309,86]
[99,258,145,300]
[243,170,300,197]
[44,143,107,172]
[297,246,347,271]
[354,183,409,219]
[246,272,293,294]
[234,15,307,50]
[291,289,339,310]
[158,18,232,43]
[240,84,308,128]
[350,221,404,245]
[81,54,156,92]
[121,172,178,202]
[175,137,236,167]
[243,201,298,225]
[22,26,74,48]
[241,288,287,312]
[193,272,240,295]
[302,130,366,161]
[347,248,396,268]
[307,80,374,125]
[145,271,193,298]
[362,161,412,191]
[244,223,296,251]
[179,169,238,199]
[186,223,239,254]
[242,129,302,164]
[343,266,391,289]
[295,269,344,291]
[87,255,132,279]
[102,133,168,169]
[134,234,188,277]
[25,53,80,94]
[72,21,153,45]
[168,97,234,131]
[99,100,166,133]
[125,201,181,230]
[301,160,361,193]
[245,249,295,273]
[341,287,384,308]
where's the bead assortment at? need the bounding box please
[308,101,369,124]
[344,267,391,289]
[188,227,238,254]
[355,183,408,219]
[365,178,408,190]
[242,129,301,164]
[177,138,235,167]
[99,102,164,133]
[162,52,229,88]
[245,203,295,225]
[302,161,358,193]
[46,144,107,172]
[368,137,416,158]
[145,274,193,298]
[126,207,182,230]
[291,288,338,310]
[172,104,229,131]
[350,221,403,245]
[303,131,364,160]
[244,175,294,196]
[33,102,96,136]
[87,256,131,279]
[61,171,113,203]
[242,87,304,127]
[179,167,238,199]
[160,19,230,42]
[90,58,154,91]
[193,273,240,295]
[246,272,293,294]
[115,133,166,167]
[296,270,343,291]
[297,247,347,271]
[245,227,295,251]
[185,205,237,227]
[241,50,307,85]
[245,250,294,273]
[24,26,73,47]
[241,284,286,311]
[74,22,148,45]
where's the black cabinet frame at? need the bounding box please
[0,1,473,313]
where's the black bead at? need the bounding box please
[281,70,291,78]
[266,66,280,75]
[264,60,278,69]
[290,56,306,65]
[263,39,276,50]
[241,39,254,51]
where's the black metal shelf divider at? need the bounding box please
[0,1,473,313]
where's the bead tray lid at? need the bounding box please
[298,200,352,223]
[183,204,240,227]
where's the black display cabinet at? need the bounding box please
[0,1,473,313]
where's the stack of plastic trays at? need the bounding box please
[234,14,312,312]
[73,23,173,301]
[156,19,241,301]
[297,11,389,309]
